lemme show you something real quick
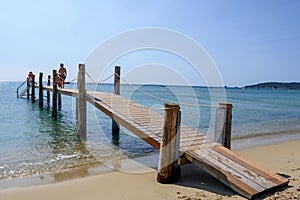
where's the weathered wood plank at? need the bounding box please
[180,133,206,142]
[213,145,289,185]
[201,148,276,189]
[181,142,220,152]
[85,94,161,150]
[184,151,259,199]
[180,131,202,138]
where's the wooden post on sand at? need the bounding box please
[157,103,181,183]
[214,102,233,149]
[31,74,35,102]
[77,64,87,141]
[112,66,120,139]
[52,70,57,118]
[39,72,43,107]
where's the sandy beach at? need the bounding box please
[0,139,299,200]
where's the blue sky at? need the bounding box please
[0,0,299,86]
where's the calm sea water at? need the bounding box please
[0,81,300,180]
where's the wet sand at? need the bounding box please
[0,138,299,200]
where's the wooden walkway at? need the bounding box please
[40,86,288,199]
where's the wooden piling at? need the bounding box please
[47,75,50,106]
[39,72,43,107]
[112,66,121,137]
[31,74,35,102]
[77,64,86,141]
[113,66,121,95]
[157,103,181,183]
[58,93,62,109]
[75,67,80,124]
[27,78,30,99]
[52,70,57,118]
[214,102,233,149]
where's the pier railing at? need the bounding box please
[16,75,36,100]
[16,79,27,98]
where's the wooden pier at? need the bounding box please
[19,65,288,199]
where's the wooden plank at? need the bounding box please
[180,131,202,138]
[127,114,152,118]
[213,145,289,185]
[180,135,211,143]
[180,133,206,142]
[180,127,200,135]
[57,89,78,97]
[201,148,276,189]
[143,121,164,126]
[141,127,163,134]
[180,139,208,148]
[184,151,258,199]
[85,94,161,150]
[128,115,152,120]
[189,149,266,193]
[180,140,208,148]
[136,127,162,139]
[180,141,220,151]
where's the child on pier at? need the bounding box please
[58,63,67,88]
[55,75,63,88]
[27,71,34,86]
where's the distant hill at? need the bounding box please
[244,82,300,90]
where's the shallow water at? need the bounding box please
[0,82,300,180]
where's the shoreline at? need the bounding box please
[232,130,300,151]
[0,131,300,192]
[0,139,299,199]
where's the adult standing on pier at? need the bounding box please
[58,63,67,88]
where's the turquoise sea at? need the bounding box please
[1,81,300,181]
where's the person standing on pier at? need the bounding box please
[58,63,67,88]
[27,71,34,86]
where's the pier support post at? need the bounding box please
[47,75,51,106]
[27,78,30,99]
[215,102,233,149]
[157,103,181,183]
[39,72,43,107]
[77,64,87,141]
[58,93,62,109]
[31,74,35,102]
[52,70,57,118]
[112,66,121,140]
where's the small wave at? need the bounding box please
[0,165,7,170]
[56,152,81,160]
[232,129,300,140]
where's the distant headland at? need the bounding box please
[243,82,300,90]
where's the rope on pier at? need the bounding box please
[85,71,115,93]
[114,73,220,108]
[42,75,77,83]
[67,76,78,83]
[85,71,168,110]
[84,70,221,110]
